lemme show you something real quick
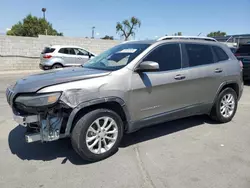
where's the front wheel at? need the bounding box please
[210,88,238,123]
[71,109,123,162]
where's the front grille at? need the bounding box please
[6,88,14,105]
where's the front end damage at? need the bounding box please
[14,104,72,143]
[7,88,73,143]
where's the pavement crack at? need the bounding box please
[134,145,156,188]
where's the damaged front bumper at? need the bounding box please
[13,114,39,127]
[13,111,67,143]
[13,114,41,143]
[9,94,72,143]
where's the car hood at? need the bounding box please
[12,67,111,93]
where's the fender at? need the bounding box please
[64,97,131,136]
[213,80,240,105]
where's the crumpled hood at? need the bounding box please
[12,67,111,93]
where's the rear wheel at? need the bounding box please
[52,63,63,69]
[210,88,238,123]
[71,109,123,162]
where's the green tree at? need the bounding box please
[207,31,226,37]
[173,32,182,36]
[101,35,114,40]
[116,17,141,41]
[7,14,63,37]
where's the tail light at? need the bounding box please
[234,53,240,57]
[239,60,243,69]
[43,55,52,59]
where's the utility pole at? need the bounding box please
[42,8,46,20]
[92,26,95,39]
[42,8,47,35]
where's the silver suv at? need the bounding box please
[39,45,96,70]
[6,39,243,161]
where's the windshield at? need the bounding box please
[83,43,150,71]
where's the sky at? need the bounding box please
[0,0,249,40]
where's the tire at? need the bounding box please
[71,109,124,162]
[210,88,238,123]
[52,63,63,69]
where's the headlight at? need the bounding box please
[15,92,61,107]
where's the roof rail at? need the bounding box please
[157,36,217,42]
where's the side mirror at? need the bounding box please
[136,61,159,72]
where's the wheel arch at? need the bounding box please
[64,97,131,136]
[52,63,63,68]
[216,81,240,99]
[212,81,240,109]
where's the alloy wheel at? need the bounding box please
[220,93,235,118]
[86,116,118,154]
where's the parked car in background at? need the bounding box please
[7,39,243,161]
[234,44,250,80]
[40,45,96,70]
[230,47,237,54]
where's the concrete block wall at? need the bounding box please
[0,35,120,70]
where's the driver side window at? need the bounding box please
[74,48,89,56]
[143,43,181,71]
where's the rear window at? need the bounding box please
[236,45,250,54]
[41,47,55,54]
[212,46,229,62]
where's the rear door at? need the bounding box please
[74,48,90,65]
[181,43,225,105]
[58,48,77,66]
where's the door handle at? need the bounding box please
[174,74,186,80]
[214,68,223,73]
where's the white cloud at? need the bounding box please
[96,32,100,36]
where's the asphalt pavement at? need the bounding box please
[0,72,250,188]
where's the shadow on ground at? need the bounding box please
[9,115,215,165]
[120,115,215,147]
[8,125,89,165]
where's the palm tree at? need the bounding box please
[116,17,141,41]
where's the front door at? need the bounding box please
[129,43,196,122]
[74,48,90,65]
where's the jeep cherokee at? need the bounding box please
[6,39,243,161]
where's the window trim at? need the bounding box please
[133,42,183,73]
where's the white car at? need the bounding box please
[39,45,96,70]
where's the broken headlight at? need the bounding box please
[15,92,61,107]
